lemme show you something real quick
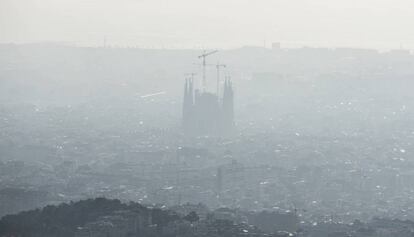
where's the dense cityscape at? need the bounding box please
[1,42,414,236]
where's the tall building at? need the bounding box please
[182,78,234,137]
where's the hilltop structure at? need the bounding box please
[182,78,234,137]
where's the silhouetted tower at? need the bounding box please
[182,79,189,124]
[215,63,226,98]
[182,78,194,133]
[182,60,234,137]
[221,77,234,135]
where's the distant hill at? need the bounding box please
[2,197,413,237]
[0,198,179,237]
[0,198,277,237]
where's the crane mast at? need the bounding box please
[198,50,218,92]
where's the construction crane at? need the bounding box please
[215,63,226,97]
[198,50,218,92]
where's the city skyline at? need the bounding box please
[2,0,414,50]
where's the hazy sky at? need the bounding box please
[1,0,414,49]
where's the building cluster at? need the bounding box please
[75,202,297,237]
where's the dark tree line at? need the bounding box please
[0,198,178,237]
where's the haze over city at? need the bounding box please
[2,1,414,237]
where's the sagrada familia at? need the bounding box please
[182,78,234,137]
